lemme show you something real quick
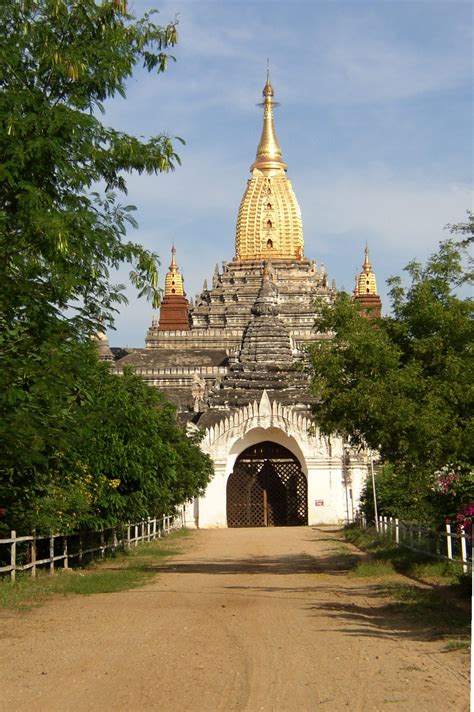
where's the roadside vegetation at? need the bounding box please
[343,525,471,652]
[308,218,473,535]
[0,1,213,539]
[0,529,189,611]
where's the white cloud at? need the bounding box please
[298,173,473,255]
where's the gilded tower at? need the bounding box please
[235,76,304,261]
[158,246,190,331]
[353,245,382,318]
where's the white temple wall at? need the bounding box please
[188,392,368,528]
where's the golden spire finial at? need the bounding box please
[363,242,372,273]
[354,244,378,297]
[235,72,304,261]
[251,69,287,176]
[169,244,177,271]
[164,245,184,296]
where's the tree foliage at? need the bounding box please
[0,0,182,336]
[308,229,473,524]
[0,340,213,535]
[0,2,214,536]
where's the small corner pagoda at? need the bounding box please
[353,244,382,318]
[157,246,190,331]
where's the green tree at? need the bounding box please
[70,359,214,528]
[308,233,473,524]
[0,1,215,535]
[0,340,213,535]
[0,0,182,337]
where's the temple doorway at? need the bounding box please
[226,441,308,527]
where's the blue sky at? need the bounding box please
[106,0,473,346]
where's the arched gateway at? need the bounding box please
[226,441,308,527]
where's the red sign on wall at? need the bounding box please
[315,500,324,506]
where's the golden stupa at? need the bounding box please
[235,75,304,261]
[164,245,185,296]
[354,244,378,296]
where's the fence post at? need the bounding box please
[134,524,138,547]
[100,530,105,558]
[395,518,400,545]
[31,530,36,578]
[63,536,69,570]
[460,532,468,574]
[417,523,422,547]
[112,527,118,552]
[152,518,157,540]
[49,533,55,574]
[10,531,16,582]
[446,522,453,560]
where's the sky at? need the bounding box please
[105,0,473,347]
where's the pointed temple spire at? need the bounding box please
[164,244,184,297]
[354,243,378,297]
[353,244,382,318]
[251,71,287,176]
[362,242,372,273]
[235,73,303,261]
[158,245,190,331]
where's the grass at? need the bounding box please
[344,524,471,652]
[377,582,471,651]
[443,639,470,652]
[343,525,466,584]
[0,529,188,611]
[349,559,396,578]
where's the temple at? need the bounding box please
[353,244,382,318]
[112,76,381,528]
[158,246,190,331]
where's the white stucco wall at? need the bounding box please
[188,391,368,528]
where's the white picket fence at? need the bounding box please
[360,514,471,573]
[0,511,185,582]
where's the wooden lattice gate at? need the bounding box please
[226,442,308,528]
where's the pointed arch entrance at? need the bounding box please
[226,441,308,528]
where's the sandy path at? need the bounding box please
[0,526,469,712]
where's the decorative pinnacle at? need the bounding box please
[363,243,372,273]
[164,244,184,296]
[169,244,177,271]
[354,243,378,297]
[251,70,287,176]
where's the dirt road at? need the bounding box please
[0,527,469,712]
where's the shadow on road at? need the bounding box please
[304,585,471,643]
[144,551,359,576]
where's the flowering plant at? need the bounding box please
[432,466,459,495]
[430,464,474,531]
[455,503,474,539]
